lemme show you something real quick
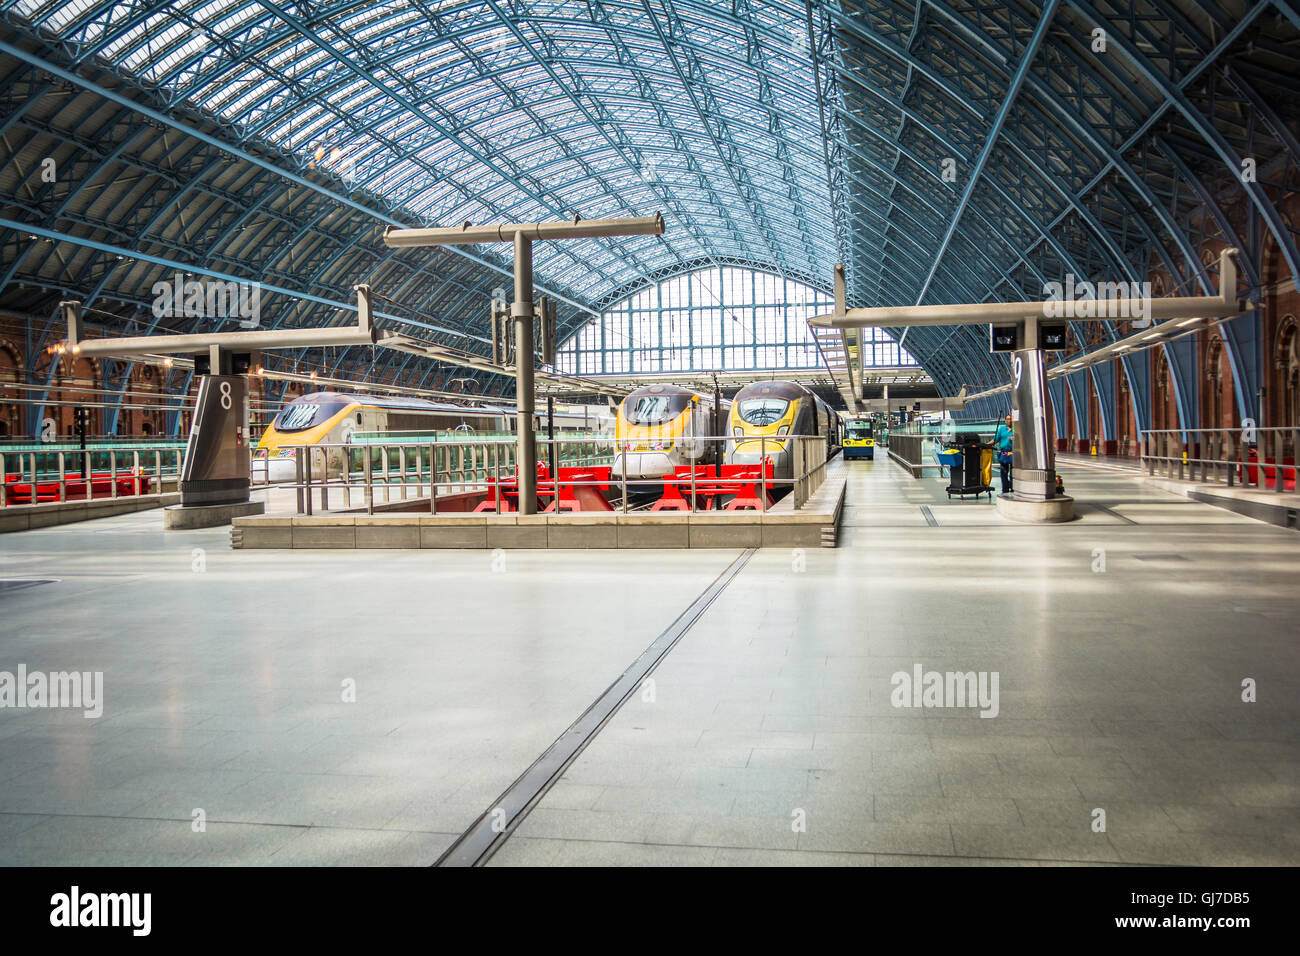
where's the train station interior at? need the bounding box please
[1,0,1298,872]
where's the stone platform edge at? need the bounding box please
[164,499,266,530]
[0,492,181,533]
[231,477,846,550]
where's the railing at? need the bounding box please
[273,434,833,515]
[1,443,185,507]
[1140,427,1298,493]
[887,433,943,477]
[893,417,1000,436]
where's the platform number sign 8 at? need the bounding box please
[219,380,233,410]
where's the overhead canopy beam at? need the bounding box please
[810,249,1254,329]
[382,214,665,248]
[67,286,379,356]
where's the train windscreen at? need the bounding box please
[737,398,790,426]
[273,397,352,432]
[625,393,691,425]
[848,420,873,439]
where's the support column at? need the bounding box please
[1010,344,1054,501]
[513,231,536,515]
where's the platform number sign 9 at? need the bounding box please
[1013,355,1023,389]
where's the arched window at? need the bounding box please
[1153,348,1174,431]
[1279,316,1299,430]
[1206,336,1223,427]
[557,267,918,375]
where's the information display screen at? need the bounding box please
[1038,323,1068,351]
[990,324,1019,352]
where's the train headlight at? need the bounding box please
[777,425,789,435]
[733,427,742,437]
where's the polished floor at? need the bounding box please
[1,458,1297,866]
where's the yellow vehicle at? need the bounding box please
[726,380,842,481]
[844,418,875,460]
[255,392,506,482]
[256,391,608,482]
[613,384,729,479]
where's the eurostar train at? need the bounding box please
[726,380,842,481]
[613,383,731,479]
[255,391,609,482]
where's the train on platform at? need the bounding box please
[843,417,876,460]
[612,383,732,480]
[255,391,608,482]
[725,380,842,484]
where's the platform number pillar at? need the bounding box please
[1010,318,1056,500]
[179,347,251,507]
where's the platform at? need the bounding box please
[0,491,180,533]
[0,458,1296,866]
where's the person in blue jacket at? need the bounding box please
[994,413,1014,494]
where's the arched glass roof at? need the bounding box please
[0,1,1297,399]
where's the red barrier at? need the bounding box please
[3,471,152,505]
[652,466,717,511]
[542,466,613,512]
[718,462,777,510]
[651,462,775,511]
[1233,452,1296,491]
[474,464,614,513]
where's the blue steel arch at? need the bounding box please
[0,0,1296,425]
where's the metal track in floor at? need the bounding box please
[434,548,756,867]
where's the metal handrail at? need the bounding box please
[1139,426,1297,493]
[1,445,183,508]
[271,434,835,516]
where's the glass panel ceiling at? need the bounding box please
[558,266,918,375]
[10,0,836,307]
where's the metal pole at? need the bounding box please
[761,436,767,510]
[364,449,373,515]
[713,379,722,511]
[537,295,549,366]
[491,302,501,366]
[344,449,352,508]
[430,442,437,514]
[547,395,556,477]
[58,451,66,502]
[514,230,537,515]
[621,457,628,514]
[295,449,305,513]
[1276,430,1285,494]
